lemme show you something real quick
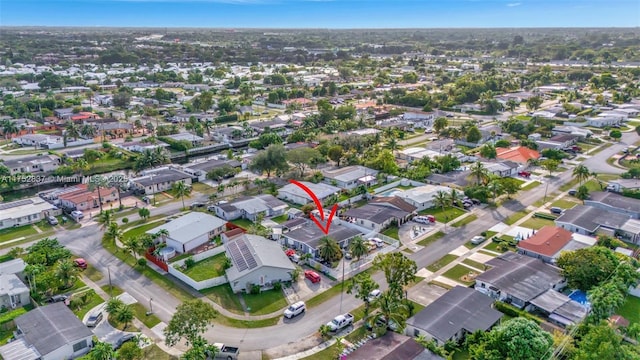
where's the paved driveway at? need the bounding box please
[408,283,448,307]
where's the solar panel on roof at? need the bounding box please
[0,199,32,210]
[228,241,248,272]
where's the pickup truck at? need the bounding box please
[210,343,239,360]
[326,313,354,332]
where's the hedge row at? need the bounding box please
[493,301,542,324]
[534,212,558,220]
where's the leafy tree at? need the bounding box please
[171,181,192,209]
[250,132,283,150]
[327,145,344,166]
[181,337,219,360]
[25,238,71,267]
[164,299,218,346]
[433,190,449,212]
[487,178,503,203]
[494,139,511,148]
[576,185,590,203]
[348,236,368,261]
[480,143,497,159]
[318,236,342,263]
[526,96,543,111]
[506,98,519,113]
[249,144,289,178]
[138,207,150,221]
[54,259,79,289]
[91,341,116,360]
[587,280,626,323]
[370,291,409,335]
[117,341,143,360]
[574,321,638,360]
[466,125,482,143]
[556,246,619,291]
[498,177,520,198]
[433,117,448,133]
[540,148,567,161]
[540,159,560,176]
[434,154,461,173]
[372,252,417,301]
[469,318,552,360]
[365,149,399,175]
[206,165,237,181]
[346,272,379,320]
[609,129,622,141]
[286,147,325,178]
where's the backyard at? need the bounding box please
[419,207,465,223]
[181,252,228,281]
[617,295,640,325]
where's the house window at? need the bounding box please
[72,340,87,352]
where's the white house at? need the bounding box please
[322,166,378,190]
[0,303,94,360]
[0,197,61,230]
[0,274,30,309]
[130,167,193,195]
[225,234,296,293]
[146,212,227,253]
[386,184,452,211]
[213,195,288,221]
[2,154,61,174]
[277,181,340,206]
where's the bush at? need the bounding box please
[121,217,129,224]
[533,212,557,220]
[184,257,195,269]
[216,113,238,124]
[137,258,147,267]
[250,284,260,295]
[273,282,282,291]
[481,231,487,237]
[494,301,542,324]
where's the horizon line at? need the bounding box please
[1,25,639,30]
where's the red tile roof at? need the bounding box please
[496,146,540,163]
[517,226,573,257]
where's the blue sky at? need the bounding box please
[1,0,638,28]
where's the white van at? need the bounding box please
[284,301,306,319]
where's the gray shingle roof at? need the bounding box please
[554,205,630,233]
[0,274,28,296]
[146,212,226,244]
[225,234,295,282]
[14,303,93,357]
[284,222,362,249]
[586,191,640,214]
[133,169,191,187]
[343,204,409,225]
[407,286,503,344]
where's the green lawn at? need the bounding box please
[419,207,466,223]
[504,210,529,225]
[520,217,556,230]
[70,290,104,319]
[201,285,244,314]
[382,226,399,240]
[131,302,161,328]
[191,182,216,195]
[101,284,124,297]
[230,218,254,229]
[181,253,227,281]
[0,224,37,243]
[417,231,445,247]
[271,214,289,224]
[462,259,487,271]
[243,289,288,315]
[306,282,345,309]
[122,220,164,241]
[521,181,541,191]
[451,214,477,228]
[442,264,478,286]
[584,179,605,192]
[426,254,458,272]
[617,295,640,326]
[484,241,510,253]
[550,199,580,210]
[142,345,179,360]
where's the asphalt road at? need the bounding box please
[582,130,636,174]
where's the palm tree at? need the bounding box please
[153,229,170,245]
[80,124,96,139]
[317,236,342,263]
[106,297,125,314]
[90,341,115,360]
[1,120,19,139]
[55,259,79,289]
[349,236,368,261]
[202,120,214,139]
[123,237,141,260]
[96,210,114,230]
[487,179,503,203]
[172,181,192,209]
[145,122,155,135]
[433,190,449,212]
[65,121,80,141]
[115,304,134,330]
[370,291,409,335]
[88,175,108,213]
[448,189,462,208]
[104,222,123,244]
[573,164,592,186]
[470,161,489,185]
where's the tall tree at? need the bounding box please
[370,291,409,335]
[248,144,289,178]
[541,159,560,177]
[317,236,342,263]
[348,236,368,262]
[164,299,218,346]
[526,96,543,111]
[573,164,592,185]
[327,145,344,166]
[372,252,417,301]
[91,341,116,360]
[470,161,489,185]
[433,117,448,133]
[171,181,192,209]
[65,121,80,141]
[286,147,324,178]
[54,259,79,288]
[470,318,552,360]
[346,272,379,320]
[88,175,109,213]
[96,210,114,230]
[433,190,449,212]
[556,246,619,291]
[576,185,590,204]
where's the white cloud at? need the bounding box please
[506,2,522,6]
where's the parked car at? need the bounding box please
[368,289,382,302]
[113,333,136,350]
[85,311,103,327]
[283,301,306,319]
[368,238,384,248]
[470,236,485,245]
[304,270,321,284]
[190,202,206,209]
[48,295,68,303]
[550,207,564,215]
[326,313,354,331]
[471,199,481,205]
[344,251,353,260]
[518,171,531,178]
[47,216,58,225]
[70,210,84,219]
[606,184,616,191]
[211,343,240,360]
[73,258,88,269]
[568,189,577,196]
[366,316,398,332]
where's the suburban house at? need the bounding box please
[12,134,63,148]
[535,134,580,151]
[495,146,540,164]
[585,191,640,219]
[181,158,242,182]
[277,181,340,206]
[516,226,594,264]
[552,125,592,139]
[397,147,443,164]
[346,332,444,360]
[164,132,204,146]
[93,121,133,138]
[2,154,61,174]
[527,289,588,328]
[212,195,288,221]
[586,116,622,128]
[281,221,362,258]
[0,258,26,280]
[606,179,640,193]
[342,198,416,233]
[250,119,290,135]
[130,167,193,195]
[224,234,296,293]
[58,183,120,211]
[322,165,379,190]
[0,303,94,360]
[385,184,452,211]
[483,161,520,177]
[402,111,436,129]
[474,252,566,309]
[0,274,30,309]
[554,205,631,236]
[405,286,503,346]
[146,212,227,254]
[0,197,61,230]
[117,141,169,153]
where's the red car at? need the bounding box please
[518,171,531,178]
[73,258,87,269]
[285,249,296,257]
[304,270,321,284]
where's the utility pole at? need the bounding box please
[147,297,153,315]
[339,259,345,314]
[108,267,113,298]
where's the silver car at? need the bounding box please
[86,311,103,327]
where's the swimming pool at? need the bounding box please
[569,290,590,307]
[378,189,403,197]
